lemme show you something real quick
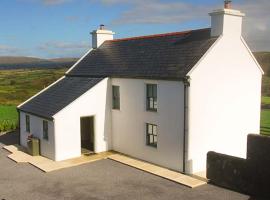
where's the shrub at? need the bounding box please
[0,119,18,132]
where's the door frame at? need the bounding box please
[80,115,96,153]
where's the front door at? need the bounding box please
[80,116,94,153]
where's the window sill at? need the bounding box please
[146,144,157,149]
[146,110,157,113]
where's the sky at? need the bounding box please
[0,0,269,58]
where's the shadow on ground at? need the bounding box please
[0,130,19,146]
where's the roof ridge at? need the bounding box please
[110,28,209,42]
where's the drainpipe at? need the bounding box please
[182,76,190,174]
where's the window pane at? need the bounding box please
[146,84,157,111]
[153,85,157,98]
[43,121,48,140]
[154,136,157,143]
[112,86,120,109]
[153,125,157,135]
[150,135,154,143]
[146,123,157,148]
[148,124,152,133]
[26,115,30,132]
[147,85,152,97]
[149,98,154,109]
[153,98,157,109]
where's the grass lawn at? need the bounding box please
[262,96,270,105]
[0,105,18,131]
[261,109,270,135]
[0,68,67,131]
[0,68,67,105]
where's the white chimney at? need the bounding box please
[209,1,245,37]
[91,24,115,49]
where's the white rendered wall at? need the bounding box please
[111,78,185,172]
[186,35,262,174]
[91,29,114,48]
[210,9,245,37]
[19,112,55,160]
[53,78,111,161]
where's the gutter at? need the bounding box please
[182,76,190,174]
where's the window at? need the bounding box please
[146,84,157,111]
[112,85,120,110]
[146,123,157,148]
[26,115,30,132]
[43,120,48,140]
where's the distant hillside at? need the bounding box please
[0,52,269,74]
[254,52,270,76]
[0,56,78,70]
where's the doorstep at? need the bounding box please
[108,154,206,188]
[3,145,115,172]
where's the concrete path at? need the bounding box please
[4,145,115,172]
[108,154,206,188]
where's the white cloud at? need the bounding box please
[42,0,71,5]
[238,0,270,51]
[38,41,89,57]
[0,45,21,56]
[96,0,270,51]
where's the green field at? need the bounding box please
[0,105,18,132]
[0,68,67,131]
[261,109,270,135]
[262,96,270,105]
[0,68,67,105]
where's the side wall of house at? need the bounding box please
[111,78,185,172]
[187,36,262,174]
[53,78,111,161]
[20,111,55,160]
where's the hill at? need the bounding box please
[0,56,78,70]
[253,52,270,76]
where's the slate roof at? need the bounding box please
[18,77,102,119]
[67,28,218,80]
[19,28,217,118]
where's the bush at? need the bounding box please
[0,119,18,132]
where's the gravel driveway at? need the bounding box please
[0,131,262,200]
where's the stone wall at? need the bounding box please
[207,134,270,198]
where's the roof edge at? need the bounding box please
[109,28,210,43]
[240,36,264,75]
[66,74,185,81]
[18,109,54,121]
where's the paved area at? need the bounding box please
[0,131,265,200]
[108,154,206,188]
[4,144,115,172]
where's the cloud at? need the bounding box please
[96,0,270,51]
[238,0,270,51]
[0,45,21,56]
[94,0,212,24]
[38,41,89,57]
[42,0,71,5]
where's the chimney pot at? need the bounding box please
[100,24,105,30]
[224,0,232,9]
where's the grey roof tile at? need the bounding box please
[67,28,217,80]
[18,77,102,119]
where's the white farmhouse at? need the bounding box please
[17,1,263,175]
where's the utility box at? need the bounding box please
[27,138,40,156]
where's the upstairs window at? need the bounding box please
[26,115,30,132]
[146,123,157,148]
[43,120,48,140]
[112,85,120,110]
[146,84,157,111]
